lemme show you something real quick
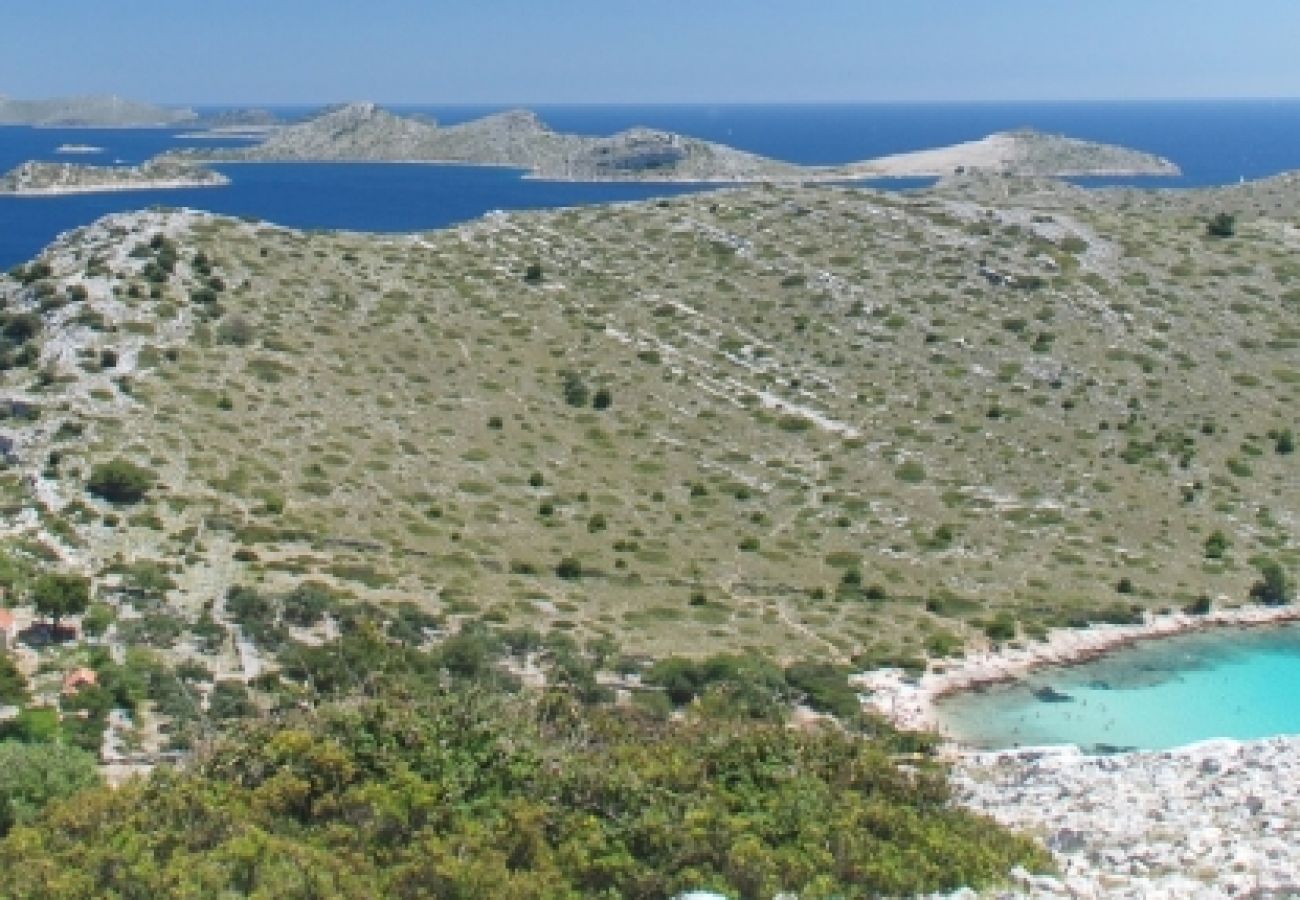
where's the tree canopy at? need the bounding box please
[30,574,91,627]
[0,742,100,837]
[0,684,1047,898]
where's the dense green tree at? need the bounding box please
[0,742,100,835]
[30,573,91,629]
[0,707,60,744]
[0,653,27,706]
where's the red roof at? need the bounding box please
[0,609,15,630]
[62,668,98,694]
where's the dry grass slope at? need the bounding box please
[1,175,1296,667]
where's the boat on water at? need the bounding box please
[55,143,105,154]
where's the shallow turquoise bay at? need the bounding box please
[934,624,1300,752]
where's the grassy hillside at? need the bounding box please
[2,176,1297,669]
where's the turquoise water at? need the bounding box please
[934,624,1300,752]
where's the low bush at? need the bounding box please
[86,458,155,504]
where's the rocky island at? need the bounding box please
[167,101,1180,182]
[844,128,1183,178]
[0,93,197,128]
[0,160,229,196]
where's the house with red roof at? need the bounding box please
[0,608,16,650]
[62,667,98,696]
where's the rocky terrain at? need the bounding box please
[168,102,1180,182]
[0,160,229,195]
[0,93,197,128]
[946,738,1300,898]
[0,174,1294,665]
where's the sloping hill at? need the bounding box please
[0,177,1294,666]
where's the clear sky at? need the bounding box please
[2,0,1297,105]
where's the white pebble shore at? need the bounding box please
[941,737,1300,898]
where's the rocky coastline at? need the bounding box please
[945,737,1300,898]
[872,606,1300,898]
[858,602,1300,736]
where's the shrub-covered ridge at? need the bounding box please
[0,683,1048,899]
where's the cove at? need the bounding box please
[933,623,1300,752]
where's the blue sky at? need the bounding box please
[2,0,1297,104]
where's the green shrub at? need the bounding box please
[784,661,860,718]
[982,613,1017,642]
[561,371,588,407]
[0,654,27,706]
[86,458,155,504]
[1250,560,1294,606]
[1206,212,1236,238]
[895,460,927,483]
[1184,595,1213,615]
[1204,530,1230,560]
[1274,428,1295,455]
[554,557,582,580]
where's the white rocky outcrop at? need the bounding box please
[948,737,1300,898]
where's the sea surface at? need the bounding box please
[2,100,1300,269]
[935,623,1300,752]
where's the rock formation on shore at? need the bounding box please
[168,102,1180,182]
[951,737,1300,898]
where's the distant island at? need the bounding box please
[0,160,229,196]
[0,93,197,128]
[166,102,1181,182]
[846,129,1181,178]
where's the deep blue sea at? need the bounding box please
[2,100,1300,270]
[935,624,1300,752]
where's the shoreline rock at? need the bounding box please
[947,736,1300,898]
[888,607,1300,898]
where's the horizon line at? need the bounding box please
[8,92,1300,108]
[192,95,1300,108]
